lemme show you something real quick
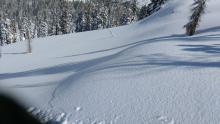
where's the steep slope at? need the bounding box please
[1,0,220,124]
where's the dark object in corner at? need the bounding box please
[0,94,41,124]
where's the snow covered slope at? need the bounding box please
[1,0,220,123]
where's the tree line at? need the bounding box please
[0,0,169,46]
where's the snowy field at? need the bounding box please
[1,0,220,123]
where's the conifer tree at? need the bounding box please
[99,11,108,29]
[91,10,101,30]
[10,20,18,43]
[0,20,6,46]
[185,0,206,36]
[60,0,71,34]
[38,20,48,37]
[84,11,91,31]
[75,12,84,32]
[138,5,148,20]
[130,0,138,22]
[5,19,13,44]
[20,17,29,41]
[138,0,168,20]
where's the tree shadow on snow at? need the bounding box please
[2,52,28,55]
[59,27,220,59]
[1,26,220,81]
[197,26,220,34]
[93,54,220,73]
[0,52,118,80]
[178,44,220,54]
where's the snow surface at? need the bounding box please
[1,0,220,124]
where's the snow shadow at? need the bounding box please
[179,44,220,54]
[60,33,220,59]
[99,60,220,69]
[91,55,220,73]
[2,52,28,55]
[57,35,176,58]
[0,52,117,80]
[0,63,77,80]
[197,26,220,34]
[1,28,220,81]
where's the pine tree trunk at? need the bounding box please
[26,29,32,53]
[0,44,2,58]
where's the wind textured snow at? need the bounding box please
[1,0,220,124]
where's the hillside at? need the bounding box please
[1,0,220,124]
